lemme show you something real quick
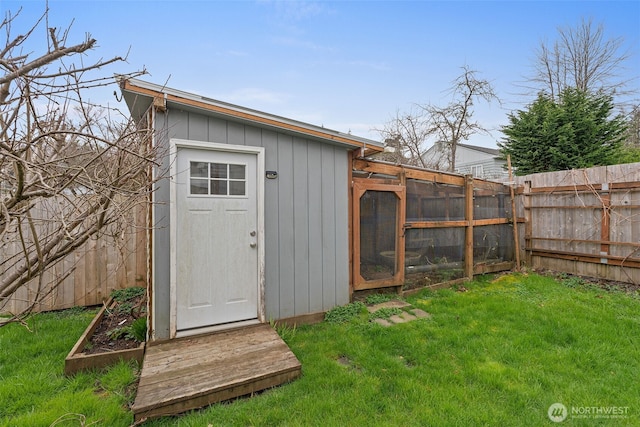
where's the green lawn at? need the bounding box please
[0,308,138,426]
[1,273,638,426]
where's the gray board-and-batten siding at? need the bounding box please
[152,107,351,339]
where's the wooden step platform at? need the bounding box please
[132,323,301,421]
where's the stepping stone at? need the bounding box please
[389,314,409,324]
[409,308,431,319]
[373,318,392,327]
[367,300,412,313]
[399,311,417,322]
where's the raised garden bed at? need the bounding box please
[64,288,146,376]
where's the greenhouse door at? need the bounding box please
[353,181,406,290]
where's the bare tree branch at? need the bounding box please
[376,66,499,171]
[527,17,636,103]
[0,7,156,326]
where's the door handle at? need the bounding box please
[250,242,257,248]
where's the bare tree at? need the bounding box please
[376,107,432,168]
[0,8,154,326]
[377,66,498,171]
[530,18,635,101]
[422,66,499,171]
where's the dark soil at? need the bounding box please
[82,294,146,355]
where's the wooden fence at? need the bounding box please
[1,204,148,315]
[515,162,640,284]
[4,161,636,316]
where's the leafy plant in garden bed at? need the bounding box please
[64,287,147,375]
[83,287,147,355]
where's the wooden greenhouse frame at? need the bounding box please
[350,155,517,295]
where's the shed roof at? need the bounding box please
[119,78,383,151]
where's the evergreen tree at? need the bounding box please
[500,88,627,175]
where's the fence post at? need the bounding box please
[507,155,521,270]
[600,182,611,262]
[523,180,532,267]
[464,175,474,279]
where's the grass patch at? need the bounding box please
[2,273,639,426]
[144,273,639,426]
[0,307,138,427]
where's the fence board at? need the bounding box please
[1,204,147,315]
[516,163,640,284]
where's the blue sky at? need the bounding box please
[2,0,639,147]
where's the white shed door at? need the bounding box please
[175,147,258,331]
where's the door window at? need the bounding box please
[189,161,246,196]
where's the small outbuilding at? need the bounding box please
[120,79,516,419]
[121,78,383,341]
